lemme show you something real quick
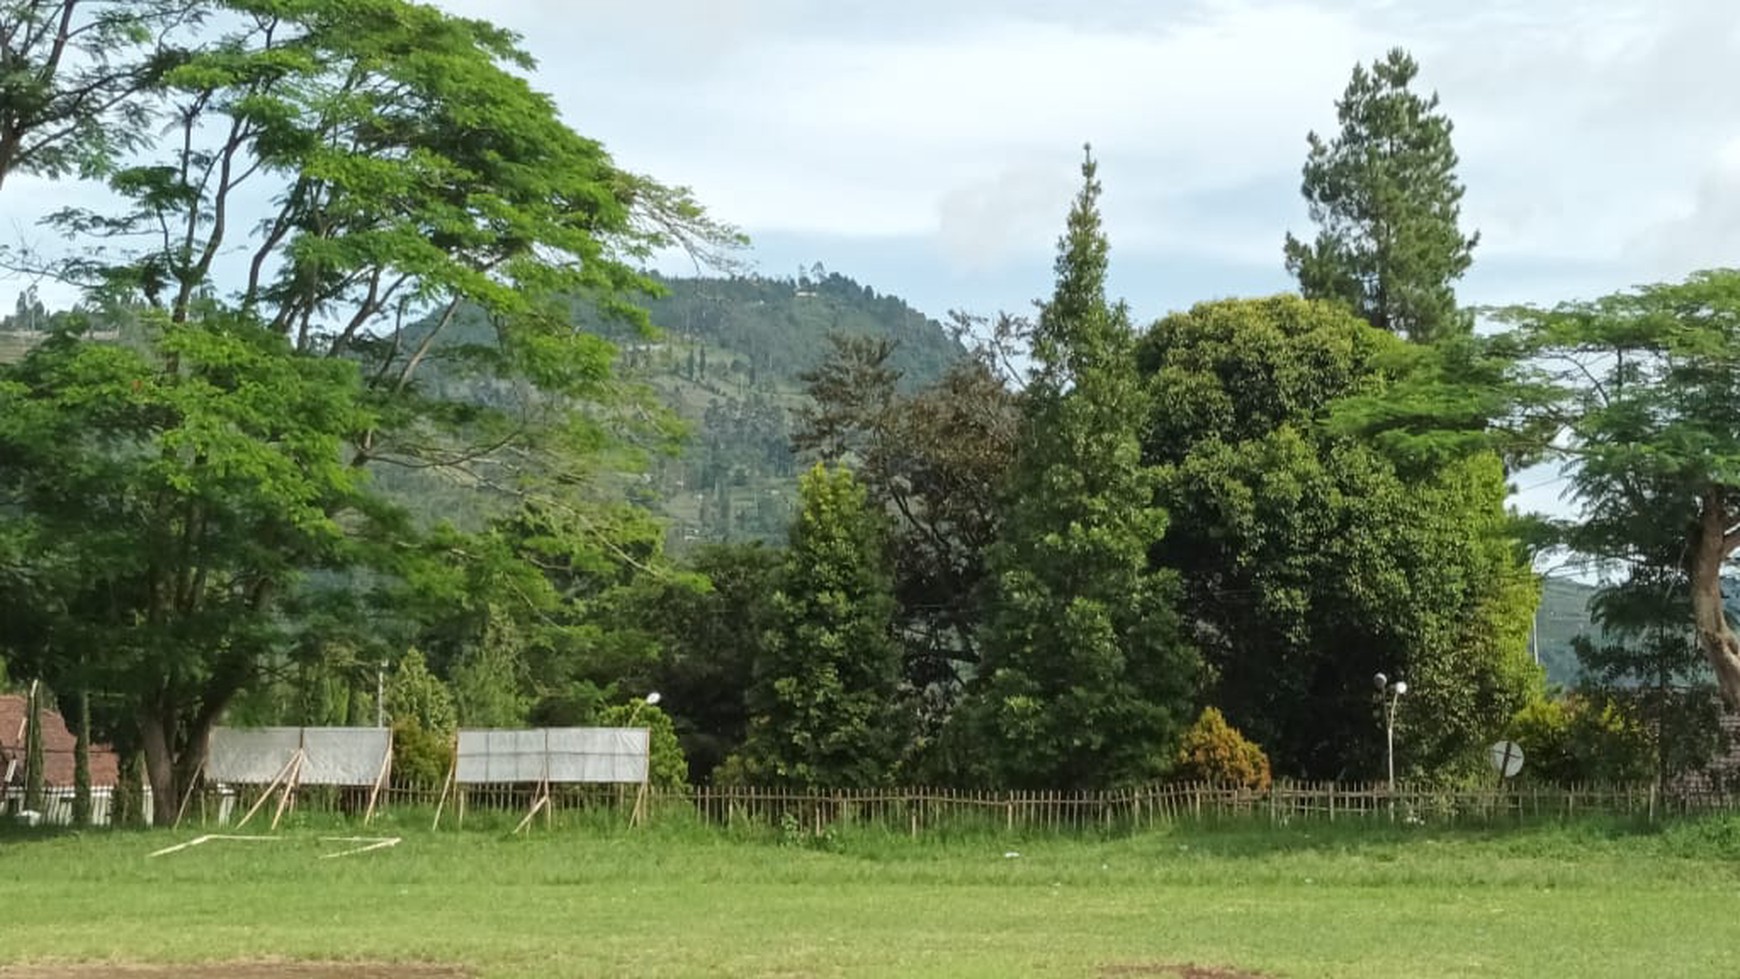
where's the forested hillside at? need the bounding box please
[1,270,964,550]
[617,271,966,546]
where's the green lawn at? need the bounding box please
[5,815,1740,978]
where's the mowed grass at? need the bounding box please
[6,813,1740,978]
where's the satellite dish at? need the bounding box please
[1488,740,1525,778]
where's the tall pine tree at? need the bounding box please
[952,147,1198,790]
[1284,48,1478,345]
[738,463,906,788]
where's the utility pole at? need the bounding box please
[376,661,387,728]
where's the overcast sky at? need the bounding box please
[423,0,1738,521]
[413,0,1740,329]
[5,0,1736,520]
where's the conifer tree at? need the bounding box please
[1284,49,1478,344]
[740,463,905,787]
[954,147,1198,790]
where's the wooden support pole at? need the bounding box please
[269,749,306,831]
[364,729,393,827]
[236,752,299,830]
[172,756,207,829]
[431,753,457,830]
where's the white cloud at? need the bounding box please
[935,160,1078,271]
[6,0,1738,316]
[439,0,1740,296]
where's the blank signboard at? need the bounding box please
[455,727,649,785]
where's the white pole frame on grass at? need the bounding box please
[432,730,459,830]
[362,726,393,827]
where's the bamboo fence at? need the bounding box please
[152,778,1740,834]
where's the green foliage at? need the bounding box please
[608,273,967,547]
[1507,695,1653,784]
[794,335,1018,728]
[1284,49,1478,344]
[390,718,454,788]
[1174,708,1272,791]
[450,611,531,728]
[111,751,144,827]
[1139,295,1539,779]
[22,682,45,810]
[739,464,905,788]
[0,0,735,822]
[625,541,782,782]
[0,314,376,820]
[0,0,180,188]
[1571,571,1728,784]
[953,149,1198,790]
[1497,269,1740,705]
[386,649,457,735]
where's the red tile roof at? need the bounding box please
[0,693,122,789]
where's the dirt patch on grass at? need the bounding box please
[0,963,472,979]
[1100,964,1279,979]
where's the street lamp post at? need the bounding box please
[628,691,662,725]
[1373,672,1408,792]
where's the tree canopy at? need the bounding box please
[1139,295,1539,778]
[948,148,1198,791]
[1284,48,1478,345]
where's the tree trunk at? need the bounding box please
[139,712,179,826]
[1691,489,1740,707]
[139,706,220,826]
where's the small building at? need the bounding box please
[0,693,123,823]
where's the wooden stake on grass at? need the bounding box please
[363,728,393,827]
[236,751,299,829]
[269,749,306,831]
[431,751,457,830]
[172,754,207,829]
[513,793,549,835]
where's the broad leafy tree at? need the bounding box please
[627,541,781,783]
[1498,269,1740,710]
[1284,48,1478,344]
[950,148,1198,790]
[0,0,734,821]
[738,463,906,788]
[0,318,376,817]
[1139,295,1539,778]
[0,0,192,190]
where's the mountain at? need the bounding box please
[611,271,967,546]
[1533,578,1597,687]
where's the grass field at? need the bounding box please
[5,814,1740,978]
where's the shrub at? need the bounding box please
[1507,693,1653,783]
[1174,707,1272,790]
[391,717,454,787]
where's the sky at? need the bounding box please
[4,0,1737,520]
[410,0,1740,326]
[426,0,1740,521]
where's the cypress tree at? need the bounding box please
[23,681,45,812]
[953,147,1198,790]
[72,688,92,828]
[739,463,905,787]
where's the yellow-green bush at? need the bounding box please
[1507,694,1652,783]
[1174,707,1272,790]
